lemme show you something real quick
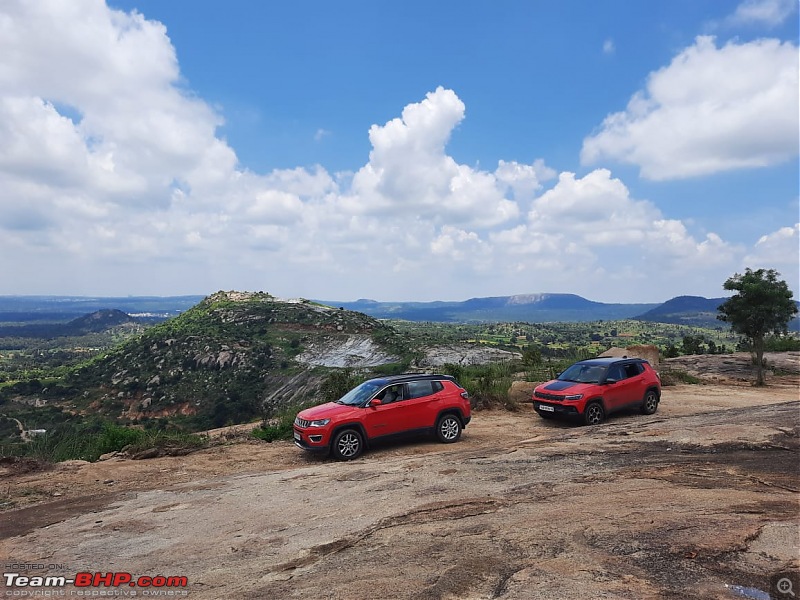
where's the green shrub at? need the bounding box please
[94,424,145,455]
[18,423,205,462]
[319,369,364,404]
[445,362,517,410]
[252,419,293,442]
[764,335,800,352]
[123,430,207,456]
[659,368,701,386]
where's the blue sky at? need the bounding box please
[0,0,797,302]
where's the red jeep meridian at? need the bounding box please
[294,373,471,460]
[532,357,661,425]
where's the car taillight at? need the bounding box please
[460,391,469,399]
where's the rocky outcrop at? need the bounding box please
[418,344,521,367]
[295,335,399,368]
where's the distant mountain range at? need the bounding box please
[1,292,797,329]
[319,293,659,323]
[0,295,204,323]
[319,292,800,329]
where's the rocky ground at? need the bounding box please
[1,354,798,600]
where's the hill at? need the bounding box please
[635,295,800,330]
[1,292,411,431]
[634,295,726,327]
[320,293,658,322]
[0,309,139,338]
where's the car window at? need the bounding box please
[338,380,385,405]
[606,365,626,381]
[377,384,404,404]
[406,380,435,399]
[559,364,605,383]
[432,381,444,393]
[624,363,643,378]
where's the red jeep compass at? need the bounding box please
[293,374,471,460]
[532,357,661,426]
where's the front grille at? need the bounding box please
[535,391,563,402]
[294,417,311,428]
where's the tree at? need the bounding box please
[717,268,798,386]
[681,334,705,355]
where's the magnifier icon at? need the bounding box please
[777,577,796,597]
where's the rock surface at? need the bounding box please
[2,354,798,600]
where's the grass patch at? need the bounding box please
[252,399,319,443]
[252,418,294,442]
[16,424,207,463]
[442,362,519,410]
[659,368,701,386]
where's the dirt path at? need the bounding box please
[2,379,799,599]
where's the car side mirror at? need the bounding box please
[369,398,382,407]
[604,378,617,385]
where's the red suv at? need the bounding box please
[532,357,660,425]
[293,374,471,460]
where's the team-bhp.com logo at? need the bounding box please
[4,571,188,591]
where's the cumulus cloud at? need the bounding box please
[0,0,794,302]
[581,36,799,180]
[481,169,747,297]
[343,87,520,227]
[500,169,738,265]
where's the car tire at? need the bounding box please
[331,428,363,460]
[436,414,462,443]
[641,390,659,415]
[583,402,605,426]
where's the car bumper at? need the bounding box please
[533,401,580,417]
[293,428,330,453]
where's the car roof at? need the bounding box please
[575,357,648,366]
[368,373,456,386]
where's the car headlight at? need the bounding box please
[564,394,583,401]
[307,419,330,427]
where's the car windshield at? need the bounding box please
[557,364,606,384]
[336,380,385,406]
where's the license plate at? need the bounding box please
[294,432,301,441]
[538,404,554,412]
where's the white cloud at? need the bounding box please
[486,169,741,295]
[603,39,615,55]
[342,87,520,228]
[743,223,800,292]
[494,159,556,202]
[726,0,797,27]
[0,1,795,302]
[581,36,799,180]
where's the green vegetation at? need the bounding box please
[1,419,207,463]
[388,318,740,358]
[442,362,519,410]
[718,268,799,385]
[659,368,701,386]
